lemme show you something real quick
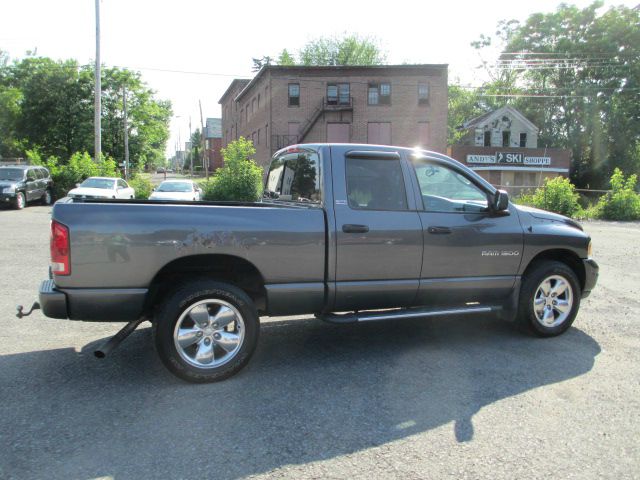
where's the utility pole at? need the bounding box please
[123,86,129,179]
[189,117,193,178]
[199,100,208,180]
[94,0,101,163]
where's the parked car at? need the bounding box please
[156,167,166,174]
[149,180,201,201]
[0,165,53,209]
[31,144,598,383]
[67,177,135,200]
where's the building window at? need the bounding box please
[519,132,527,147]
[418,83,429,104]
[252,98,256,115]
[368,83,391,105]
[367,122,391,145]
[257,94,260,111]
[502,131,511,147]
[327,84,338,104]
[288,83,300,106]
[484,131,491,147]
[339,83,350,104]
[326,83,350,105]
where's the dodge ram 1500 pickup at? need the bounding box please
[27,144,598,382]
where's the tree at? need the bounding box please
[277,49,295,66]
[186,128,203,171]
[202,137,263,201]
[270,35,386,67]
[0,55,172,169]
[252,56,273,72]
[472,1,640,187]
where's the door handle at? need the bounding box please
[342,224,369,233]
[428,226,452,234]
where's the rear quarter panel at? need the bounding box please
[51,201,326,289]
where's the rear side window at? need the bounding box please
[265,148,321,204]
[346,157,407,211]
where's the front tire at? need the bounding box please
[517,260,581,337]
[13,192,25,210]
[153,280,259,383]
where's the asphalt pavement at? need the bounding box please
[0,205,638,479]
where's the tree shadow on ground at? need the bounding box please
[0,315,600,479]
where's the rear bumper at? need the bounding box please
[39,280,68,319]
[39,279,148,321]
[581,258,599,298]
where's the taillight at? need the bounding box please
[50,220,70,275]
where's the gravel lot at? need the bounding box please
[0,205,638,479]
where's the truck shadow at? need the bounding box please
[0,315,600,479]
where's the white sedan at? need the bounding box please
[67,177,135,200]
[149,180,202,201]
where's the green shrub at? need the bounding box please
[203,137,263,202]
[528,176,581,217]
[128,175,154,199]
[28,149,118,199]
[594,168,640,220]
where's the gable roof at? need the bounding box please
[218,79,250,104]
[462,105,538,132]
[205,118,222,138]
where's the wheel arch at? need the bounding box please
[523,249,586,291]
[145,254,267,316]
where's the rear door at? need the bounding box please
[331,146,423,311]
[406,154,524,308]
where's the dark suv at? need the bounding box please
[0,165,54,209]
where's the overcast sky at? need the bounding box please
[2,0,637,157]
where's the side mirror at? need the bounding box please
[493,189,509,211]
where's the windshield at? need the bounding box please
[157,182,193,193]
[80,178,116,189]
[0,168,25,181]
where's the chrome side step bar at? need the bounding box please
[318,306,496,324]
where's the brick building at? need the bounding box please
[449,106,571,195]
[204,118,223,171]
[219,65,448,167]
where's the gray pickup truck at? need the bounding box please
[30,144,598,382]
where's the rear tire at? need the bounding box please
[42,189,53,205]
[517,260,581,337]
[153,280,259,383]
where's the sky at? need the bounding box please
[1,0,637,158]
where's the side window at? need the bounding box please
[346,157,407,211]
[40,168,50,179]
[412,161,488,213]
[27,169,37,181]
[118,179,127,189]
[265,149,321,204]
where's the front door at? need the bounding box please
[25,169,39,202]
[407,155,524,307]
[331,146,423,311]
